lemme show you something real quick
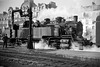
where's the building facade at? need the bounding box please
[81,3,100,43]
[0,12,8,29]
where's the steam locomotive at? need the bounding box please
[3,16,93,49]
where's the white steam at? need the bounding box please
[37,8,68,21]
[21,39,54,49]
[37,6,81,21]
[35,39,54,49]
[71,42,100,52]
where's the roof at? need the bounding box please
[0,13,8,18]
[21,0,37,8]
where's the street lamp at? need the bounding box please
[20,0,37,49]
[8,7,13,38]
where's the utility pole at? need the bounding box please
[11,0,36,49]
[27,0,33,49]
[8,7,13,38]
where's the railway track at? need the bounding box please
[0,50,100,67]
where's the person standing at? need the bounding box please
[2,34,8,48]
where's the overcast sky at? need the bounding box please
[0,0,100,13]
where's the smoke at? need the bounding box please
[20,39,100,52]
[34,39,55,49]
[35,40,54,49]
[21,39,54,49]
[71,42,81,50]
[37,8,67,21]
[83,45,100,52]
[36,0,84,21]
[37,6,81,21]
[71,42,100,52]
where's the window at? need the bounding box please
[92,26,94,29]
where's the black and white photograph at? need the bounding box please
[0,0,100,67]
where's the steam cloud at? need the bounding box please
[37,6,81,21]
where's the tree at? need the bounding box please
[45,2,57,9]
[49,1,57,9]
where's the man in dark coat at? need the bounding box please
[2,34,8,48]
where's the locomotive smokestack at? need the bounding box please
[73,16,78,22]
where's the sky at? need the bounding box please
[0,0,100,13]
